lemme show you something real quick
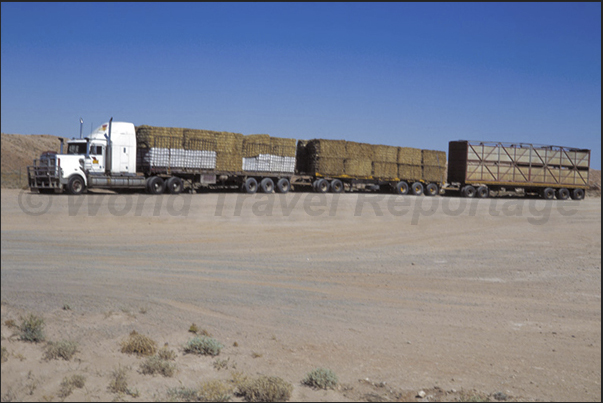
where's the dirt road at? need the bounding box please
[1,189,600,402]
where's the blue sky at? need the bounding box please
[2,3,601,168]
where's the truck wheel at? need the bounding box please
[315,179,330,193]
[331,179,344,193]
[425,183,439,196]
[243,178,258,194]
[260,178,275,193]
[571,188,585,200]
[556,188,570,200]
[411,182,424,196]
[276,178,290,193]
[67,175,86,195]
[477,186,489,198]
[165,177,183,194]
[395,181,409,195]
[312,179,321,192]
[147,176,165,195]
[462,185,476,198]
[542,187,555,200]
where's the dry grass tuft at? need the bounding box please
[108,366,129,394]
[1,346,7,363]
[120,330,157,356]
[198,380,233,402]
[58,374,86,398]
[140,355,176,377]
[19,313,45,342]
[236,375,293,402]
[44,340,78,361]
[302,368,338,389]
[4,319,17,328]
[158,346,177,361]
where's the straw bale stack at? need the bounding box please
[398,164,423,181]
[372,145,398,163]
[136,126,185,149]
[344,159,372,177]
[346,141,374,160]
[423,166,446,182]
[183,129,217,151]
[307,139,347,158]
[398,147,422,165]
[270,137,297,157]
[310,158,345,176]
[373,162,398,179]
[215,131,244,172]
[422,150,446,167]
[243,134,271,158]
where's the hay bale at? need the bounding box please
[136,126,185,149]
[372,145,398,163]
[346,142,374,160]
[215,131,244,172]
[398,164,422,181]
[307,139,347,159]
[398,147,422,165]
[422,150,446,167]
[373,162,398,179]
[423,165,446,182]
[310,158,345,176]
[270,137,297,157]
[344,159,372,177]
[243,135,271,158]
[183,129,216,151]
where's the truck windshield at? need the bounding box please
[67,143,87,155]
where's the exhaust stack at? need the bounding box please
[104,118,113,175]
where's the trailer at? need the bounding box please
[447,140,590,200]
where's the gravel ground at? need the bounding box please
[1,189,601,402]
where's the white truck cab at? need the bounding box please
[28,120,142,194]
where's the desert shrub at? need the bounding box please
[4,319,17,328]
[213,357,231,371]
[236,375,293,402]
[302,368,338,389]
[58,374,86,398]
[167,387,200,402]
[140,355,175,377]
[198,380,233,402]
[120,330,157,356]
[183,336,223,356]
[189,323,199,334]
[158,346,177,361]
[108,366,129,394]
[1,347,7,363]
[44,340,78,361]
[19,313,45,342]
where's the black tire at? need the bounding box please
[571,188,585,200]
[411,182,424,196]
[165,177,184,194]
[331,179,344,193]
[147,176,165,195]
[462,185,476,198]
[312,179,321,192]
[315,179,330,193]
[395,181,409,195]
[542,187,555,200]
[67,175,86,195]
[243,178,258,194]
[477,186,489,198]
[276,178,290,194]
[260,178,275,194]
[556,188,570,200]
[425,183,439,196]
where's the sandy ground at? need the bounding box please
[1,189,601,402]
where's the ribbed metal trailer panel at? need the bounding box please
[448,140,590,189]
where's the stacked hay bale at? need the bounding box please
[345,142,373,177]
[270,136,297,172]
[242,134,296,173]
[422,149,446,182]
[136,125,184,149]
[397,147,423,181]
[372,145,399,179]
[306,139,347,176]
[215,131,244,172]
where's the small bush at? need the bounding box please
[183,336,223,356]
[108,366,129,394]
[213,357,231,371]
[120,330,157,356]
[44,340,78,361]
[158,347,177,361]
[198,380,233,402]
[1,347,7,363]
[302,368,338,390]
[4,319,17,328]
[189,323,199,334]
[58,374,86,398]
[19,314,45,342]
[167,387,200,402]
[140,355,175,377]
[236,375,293,402]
